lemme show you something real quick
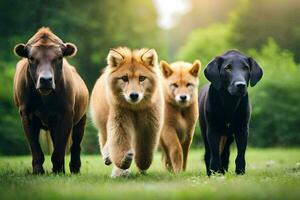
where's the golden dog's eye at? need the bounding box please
[171,83,178,88]
[121,75,129,82]
[139,76,146,82]
[186,83,193,87]
[224,65,232,72]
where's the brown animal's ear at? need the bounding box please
[248,57,263,87]
[160,60,173,77]
[107,48,124,67]
[62,43,77,57]
[189,60,201,77]
[141,49,158,67]
[14,43,28,58]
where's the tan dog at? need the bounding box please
[160,60,201,173]
[90,47,164,178]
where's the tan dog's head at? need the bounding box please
[160,60,201,107]
[106,47,159,108]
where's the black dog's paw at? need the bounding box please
[235,169,245,175]
[69,162,81,174]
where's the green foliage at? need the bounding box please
[1,149,300,199]
[177,23,232,66]
[248,39,300,146]
[231,0,300,61]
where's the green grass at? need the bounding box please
[1,148,300,200]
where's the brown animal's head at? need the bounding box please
[14,27,77,96]
[106,47,159,108]
[160,60,201,107]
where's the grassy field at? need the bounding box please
[0,148,300,200]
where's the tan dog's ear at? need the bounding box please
[107,48,124,67]
[189,60,201,77]
[141,49,158,67]
[160,60,173,77]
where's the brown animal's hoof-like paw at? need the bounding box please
[120,150,133,169]
[104,157,112,166]
[69,163,81,174]
[32,165,45,174]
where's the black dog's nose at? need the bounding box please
[39,76,53,85]
[180,95,187,101]
[235,82,246,89]
[129,93,139,101]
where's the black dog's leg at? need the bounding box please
[207,128,221,175]
[204,139,211,176]
[234,128,248,175]
[221,135,234,173]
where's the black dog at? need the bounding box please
[199,50,263,176]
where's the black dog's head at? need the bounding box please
[204,50,263,96]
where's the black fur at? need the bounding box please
[199,50,263,176]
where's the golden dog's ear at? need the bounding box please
[189,60,201,77]
[141,49,158,67]
[107,48,124,67]
[160,60,173,77]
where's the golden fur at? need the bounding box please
[90,47,164,177]
[160,60,201,173]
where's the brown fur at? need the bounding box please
[90,47,163,177]
[160,60,201,173]
[13,27,88,174]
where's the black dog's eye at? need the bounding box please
[224,65,232,72]
[171,83,178,88]
[121,75,129,82]
[186,83,193,87]
[139,76,146,82]
[243,66,249,71]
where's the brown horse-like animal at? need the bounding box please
[13,27,89,174]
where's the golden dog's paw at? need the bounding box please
[120,150,133,169]
[111,166,130,178]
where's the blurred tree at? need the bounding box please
[231,0,300,61]
[0,0,164,155]
[165,0,239,59]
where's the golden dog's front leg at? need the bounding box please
[107,113,133,178]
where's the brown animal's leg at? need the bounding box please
[160,127,183,173]
[51,112,73,173]
[107,115,133,170]
[182,135,193,171]
[69,115,86,173]
[20,109,44,174]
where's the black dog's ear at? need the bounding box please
[14,43,28,58]
[248,57,263,87]
[204,56,223,89]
